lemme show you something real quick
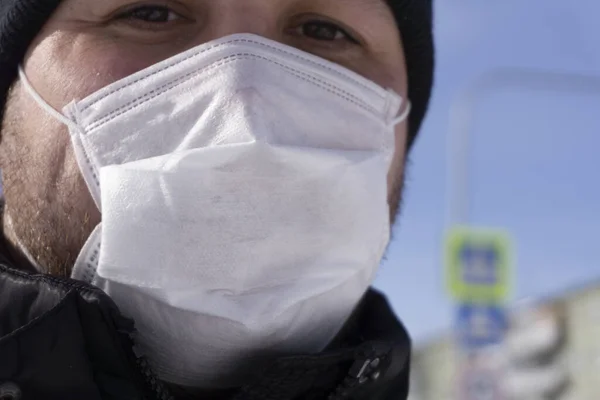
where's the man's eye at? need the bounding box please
[297,21,359,44]
[116,5,181,24]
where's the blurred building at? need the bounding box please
[408,282,600,400]
[563,285,600,400]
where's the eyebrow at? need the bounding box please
[358,0,389,9]
[346,0,393,17]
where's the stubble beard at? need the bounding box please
[0,86,96,277]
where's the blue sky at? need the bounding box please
[374,0,600,342]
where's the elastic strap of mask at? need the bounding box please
[390,100,412,128]
[71,224,102,283]
[18,66,80,133]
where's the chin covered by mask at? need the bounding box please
[19,34,410,388]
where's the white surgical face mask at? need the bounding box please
[19,33,410,389]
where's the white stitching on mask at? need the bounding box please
[85,54,383,133]
[80,37,381,113]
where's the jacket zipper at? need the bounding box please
[135,357,175,400]
[107,296,175,400]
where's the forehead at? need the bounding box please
[325,0,390,11]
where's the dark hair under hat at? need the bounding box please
[0,0,434,147]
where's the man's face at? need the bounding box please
[0,0,409,276]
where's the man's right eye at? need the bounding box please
[115,5,183,26]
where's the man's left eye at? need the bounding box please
[297,21,359,44]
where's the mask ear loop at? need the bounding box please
[390,100,412,128]
[18,66,80,133]
[19,65,103,212]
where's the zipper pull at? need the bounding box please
[328,357,383,400]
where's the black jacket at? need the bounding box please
[0,253,411,400]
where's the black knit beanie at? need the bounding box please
[0,0,433,147]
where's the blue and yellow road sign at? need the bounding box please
[445,227,514,303]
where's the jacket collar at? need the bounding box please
[0,256,410,400]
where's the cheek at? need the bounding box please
[357,50,408,194]
[387,122,407,193]
[23,31,153,110]
[11,34,106,224]
[9,83,98,209]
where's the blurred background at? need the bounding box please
[1,0,598,398]
[372,0,600,398]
